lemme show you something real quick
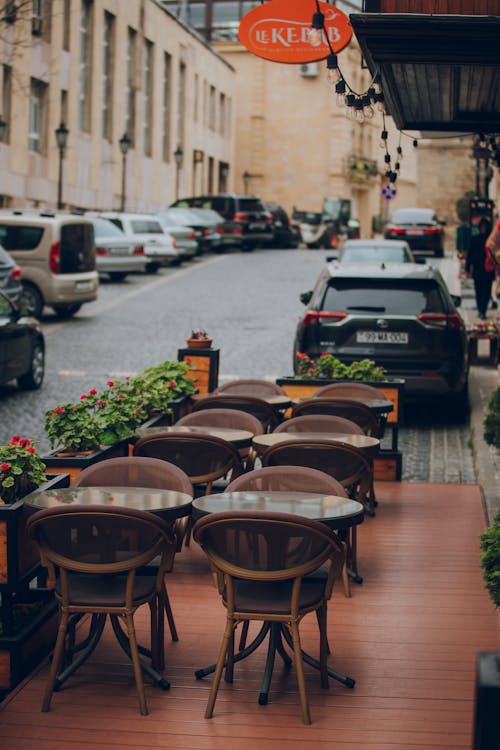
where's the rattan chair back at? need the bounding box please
[214,379,286,397]
[226,465,346,497]
[72,456,193,494]
[177,407,263,435]
[291,397,379,436]
[192,395,279,432]
[274,414,364,435]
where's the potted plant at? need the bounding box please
[186,329,213,349]
[484,387,500,449]
[0,437,69,694]
[480,512,500,608]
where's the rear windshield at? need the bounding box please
[0,224,44,250]
[390,209,436,224]
[322,279,446,315]
[130,220,164,234]
[93,218,126,238]
[341,246,410,263]
[60,223,95,273]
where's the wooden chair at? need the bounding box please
[192,395,279,432]
[27,505,176,715]
[73,456,193,643]
[192,510,345,724]
[291,397,380,437]
[214,379,286,397]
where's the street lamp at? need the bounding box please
[243,170,251,195]
[55,122,69,210]
[174,144,183,200]
[219,163,229,192]
[0,116,7,142]
[119,132,131,212]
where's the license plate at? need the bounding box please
[249,223,265,230]
[407,229,424,235]
[356,331,408,344]
[76,281,93,290]
[110,247,129,256]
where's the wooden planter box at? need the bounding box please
[41,439,130,482]
[0,473,70,592]
[276,377,405,482]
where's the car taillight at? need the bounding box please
[10,266,21,280]
[203,228,211,236]
[49,241,61,273]
[233,212,246,221]
[424,227,442,234]
[265,212,273,222]
[172,238,177,247]
[95,246,108,256]
[418,313,464,329]
[386,226,405,234]
[187,231,196,239]
[303,311,347,326]
[133,245,144,256]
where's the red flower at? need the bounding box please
[97,400,105,407]
[19,438,30,447]
[11,435,20,443]
[321,352,328,357]
[1,463,11,471]
[308,367,314,373]
[80,394,88,400]
[118,395,124,400]
[26,447,36,454]
[169,380,176,387]
[88,388,98,396]
[106,380,114,387]
[185,357,192,363]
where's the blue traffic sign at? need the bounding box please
[381,183,397,200]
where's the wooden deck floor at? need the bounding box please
[0,481,498,750]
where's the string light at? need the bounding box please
[309,10,324,47]
[335,79,347,107]
[326,54,341,85]
[379,130,388,149]
[362,94,374,120]
[354,97,365,124]
[345,93,356,120]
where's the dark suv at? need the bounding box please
[294,263,468,402]
[384,208,445,257]
[171,194,273,251]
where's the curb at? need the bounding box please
[468,366,500,524]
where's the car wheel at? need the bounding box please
[20,283,44,318]
[108,272,128,282]
[435,248,444,258]
[146,263,160,273]
[52,304,82,319]
[241,245,254,252]
[18,340,44,390]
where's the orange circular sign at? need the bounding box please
[238,0,353,64]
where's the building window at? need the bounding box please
[226,95,231,137]
[208,84,215,131]
[78,0,92,132]
[207,155,214,192]
[202,79,207,127]
[143,40,153,156]
[2,65,12,144]
[193,73,199,123]
[177,61,186,148]
[32,0,51,41]
[102,11,114,141]
[219,92,225,135]
[28,78,47,154]
[62,0,70,50]
[162,52,171,162]
[125,27,136,145]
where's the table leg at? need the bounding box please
[281,626,355,688]
[54,614,106,691]
[110,615,170,690]
[195,621,270,680]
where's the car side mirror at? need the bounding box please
[415,257,427,264]
[300,290,313,306]
[439,220,447,226]
[451,294,461,307]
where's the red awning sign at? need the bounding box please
[238,0,353,64]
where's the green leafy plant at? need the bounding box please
[295,352,386,381]
[483,387,500,448]
[480,512,500,607]
[44,360,197,452]
[0,436,48,504]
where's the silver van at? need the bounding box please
[0,210,98,318]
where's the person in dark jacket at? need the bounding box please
[466,218,494,319]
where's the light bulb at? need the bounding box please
[373,73,382,95]
[326,54,340,84]
[396,146,403,161]
[309,11,324,47]
[379,130,388,149]
[336,91,347,107]
[355,99,365,123]
[345,94,356,120]
[375,93,385,113]
[362,95,374,119]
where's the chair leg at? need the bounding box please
[149,597,160,671]
[42,609,70,712]
[341,559,351,598]
[163,583,179,642]
[238,620,249,651]
[316,605,329,689]
[289,620,311,725]
[205,616,235,719]
[124,613,149,716]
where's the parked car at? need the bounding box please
[335,239,416,264]
[0,289,44,389]
[294,263,468,404]
[0,210,98,318]
[264,202,300,248]
[188,208,224,253]
[97,212,178,272]
[384,207,445,257]
[0,245,22,305]
[171,194,273,251]
[90,217,147,281]
[154,210,199,260]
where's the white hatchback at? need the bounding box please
[98,212,178,272]
[91,217,147,281]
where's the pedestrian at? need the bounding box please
[465,217,494,320]
[486,216,500,308]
